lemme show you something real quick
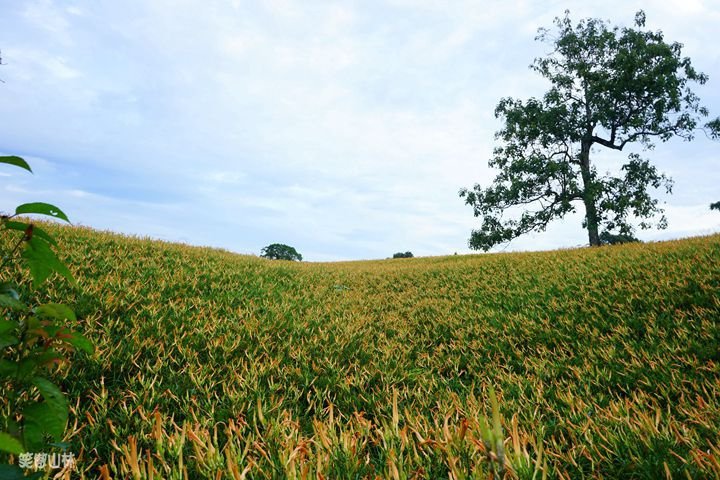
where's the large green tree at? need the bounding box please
[460,11,719,250]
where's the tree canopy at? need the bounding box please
[392,251,414,259]
[460,10,719,250]
[260,243,303,261]
[599,231,640,245]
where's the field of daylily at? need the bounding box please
[6,225,720,478]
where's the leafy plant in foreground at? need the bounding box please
[0,156,93,476]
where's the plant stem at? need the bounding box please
[0,231,27,270]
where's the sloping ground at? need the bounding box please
[10,225,720,477]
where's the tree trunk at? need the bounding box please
[580,138,601,246]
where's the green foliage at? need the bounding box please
[599,231,640,245]
[711,201,720,211]
[392,251,414,258]
[0,157,32,173]
[14,203,69,223]
[0,156,93,468]
[706,118,720,139]
[260,243,303,261]
[477,387,507,480]
[0,433,23,455]
[460,10,717,250]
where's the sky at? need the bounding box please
[1,0,718,261]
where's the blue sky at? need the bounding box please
[1,0,718,261]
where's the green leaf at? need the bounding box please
[0,359,17,377]
[0,432,25,454]
[32,377,67,409]
[0,155,32,173]
[3,221,58,246]
[0,333,19,349]
[16,357,41,380]
[25,316,40,331]
[0,464,26,480]
[0,294,26,311]
[42,324,62,337]
[35,303,76,322]
[15,202,70,223]
[0,319,18,335]
[22,377,68,450]
[21,237,75,288]
[27,350,65,368]
[65,331,94,354]
[5,419,20,437]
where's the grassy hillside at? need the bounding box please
[6,225,720,478]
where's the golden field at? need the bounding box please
[6,225,720,478]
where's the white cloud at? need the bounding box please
[22,0,72,41]
[1,0,718,260]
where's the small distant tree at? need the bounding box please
[260,243,302,261]
[711,201,720,211]
[599,231,640,245]
[392,251,414,259]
